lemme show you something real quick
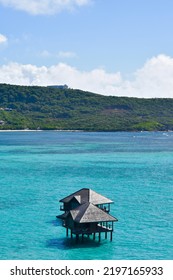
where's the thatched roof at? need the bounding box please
[60,188,113,205]
[70,202,118,223]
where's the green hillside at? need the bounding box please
[0,83,173,131]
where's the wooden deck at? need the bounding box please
[64,224,114,242]
[70,224,113,235]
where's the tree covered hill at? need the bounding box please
[0,83,173,131]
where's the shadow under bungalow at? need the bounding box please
[57,188,118,242]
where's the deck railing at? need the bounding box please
[60,205,64,211]
[71,224,113,234]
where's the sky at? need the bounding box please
[1,0,173,98]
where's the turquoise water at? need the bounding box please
[0,131,173,260]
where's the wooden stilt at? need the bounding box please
[76,234,79,243]
[66,228,68,237]
[110,231,113,241]
[93,233,95,240]
[99,232,101,242]
[71,230,72,238]
[105,231,107,239]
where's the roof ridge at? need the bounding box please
[77,201,90,222]
[79,202,117,223]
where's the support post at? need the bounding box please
[66,228,69,237]
[76,234,79,243]
[110,231,113,241]
[99,232,101,242]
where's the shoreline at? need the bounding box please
[0,129,172,133]
[0,129,83,132]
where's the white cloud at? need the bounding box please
[0,62,122,93]
[0,33,7,44]
[58,51,77,58]
[0,0,91,15]
[1,54,173,98]
[40,50,52,58]
[39,50,77,59]
[114,54,173,98]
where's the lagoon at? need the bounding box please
[0,131,173,259]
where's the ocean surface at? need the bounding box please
[0,131,173,260]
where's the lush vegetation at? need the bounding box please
[0,83,173,131]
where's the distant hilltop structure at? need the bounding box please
[47,84,68,90]
[57,188,118,242]
[0,107,13,111]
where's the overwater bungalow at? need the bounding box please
[57,188,118,242]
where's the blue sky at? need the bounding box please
[1,0,173,97]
